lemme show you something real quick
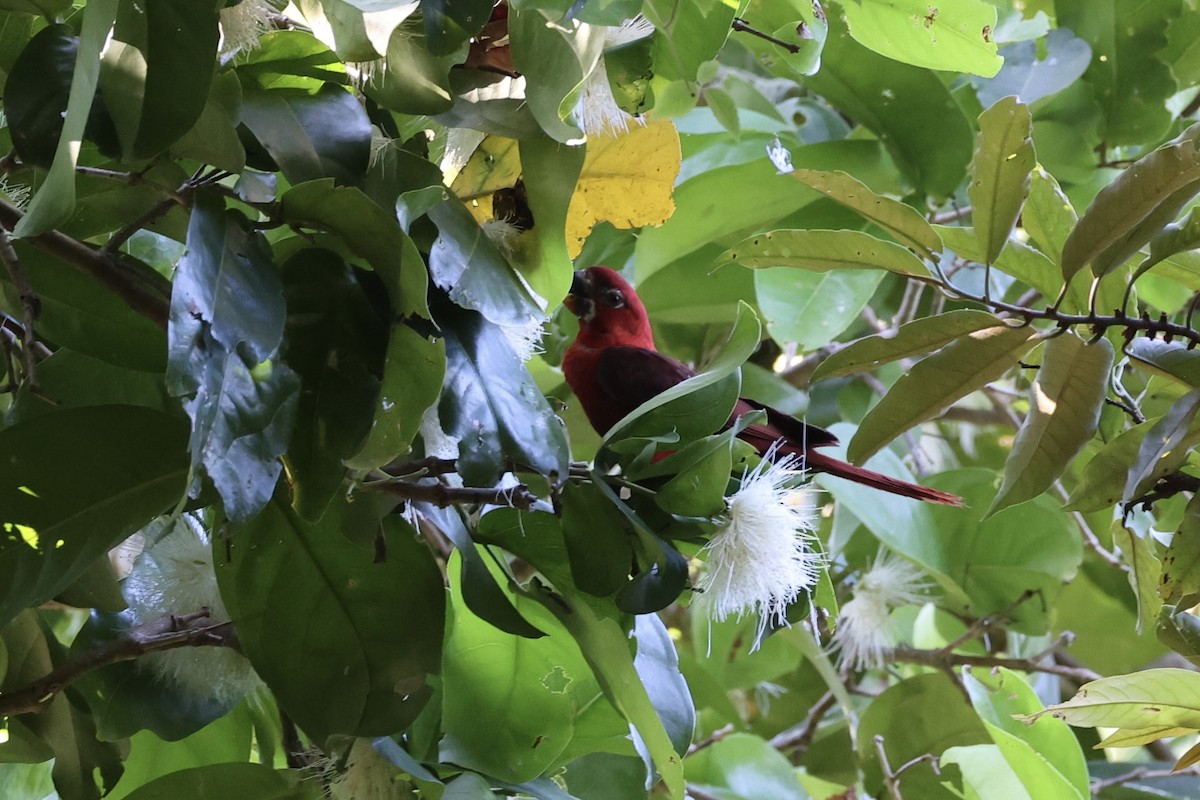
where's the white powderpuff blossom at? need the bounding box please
[698,452,823,649]
[123,515,261,706]
[499,316,546,363]
[573,16,655,138]
[482,216,523,256]
[321,739,405,800]
[219,0,276,56]
[833,552,929,671]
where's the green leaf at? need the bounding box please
[939,745,1028,800]
[858,672,990,798]
[1128,339,1200,388]
[120,763,318,800]
[0,0,70,15]
[1023,167,1078,264]
[970,97,1035,266]
[100,0,218,160]
[367,27,460,114]
[1061,123,1200,282]
[0,406,188,628]
[652,432,734,518]
[508,6,586,142]
[239,83,371,186]
[1029,668,1200,732]
[1125,389,1200,502]
[171,70,245,173]
[720,228,932,277]
[1064,420,1156,511]
[848,325,1037,464]
[685,733,805,800]
[842,0,1000,77]
[989,334,1113,515]
[280,179,430,319]
[440,552,613,783]
[973,28,1093,109]
[736,0,826,79]
[1162,495,1200,607]
[643,0,736,115]
[422,0,491,55]
[812,310,1001,382]
[632,614,695,756]
[754,267,883,351]
[561,482,633,598]
[514,133,586,305]
[1057,0,1181,147]
[964,668,1089,800]
[803,15,974,198]
[435,296,570,486]
[787,168,943,258]
[12,0,119,237]
[1113,522,1163,635]
[216,496,444,743]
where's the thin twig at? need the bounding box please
[0,610,237,716]
[363,475,540,510]
[0,220,40,390]
[730,17,801,53]
[688,723,735,755]
[770,690,837,753]
[1092,765,1200,794]
[891,645,1101,684]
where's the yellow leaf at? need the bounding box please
[565,120,680,257]
[1177,739,1200,771]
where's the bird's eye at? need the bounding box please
[602,289,625,308]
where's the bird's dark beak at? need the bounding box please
[564,269,594,319]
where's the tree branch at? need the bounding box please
[363,475,540,510]
[0,609,237,716]
[0,220,41,390]
[0,197,171,330]
[891,644,1102,684]
[770,689,837,753]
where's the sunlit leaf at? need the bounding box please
[1028,669,1200,732]
[970,96,1035,266]
[842,0,1000,77]
[721,228,932,277]
[1113,522,1164,634]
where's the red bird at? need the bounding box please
[562,266,963,506]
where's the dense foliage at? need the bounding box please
[3,0,1200,798]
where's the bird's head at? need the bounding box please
[564,266,654,349]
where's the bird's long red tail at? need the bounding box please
[801,450,964,507]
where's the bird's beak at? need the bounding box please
[564,269,594,319]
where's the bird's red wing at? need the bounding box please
[591,346,696,434]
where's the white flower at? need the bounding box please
[123,515,261,705]
[572,17,655,139]
[219,0,276,56]
[499,316,546,362]
[833,552,928,671]
[325,739,405,800]
[697,452,823,649]
[482,216,523,257]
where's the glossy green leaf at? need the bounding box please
[989,334,1113,515]
[12,0,118,237]
[280,179,429,318]
[100,0,218,160]
[4,25,90,168]
[686,733,803,800]
[435,296,570,486]
[367,27,460,114]
[1125,389,1200,503]
[849,325,1037,464]
[234,28,346,84]
[216,496,443,743]
[121,763,318,800]
[970,97,1035,266]
[652,433,734,518]
[721,228,932,277]
[561,482,633,598]
[1029,669,1200,731]
[239,84,371,186]
[0,406,188,629]
[171,70,245,173]
[754,266,883,351]
[804,15,973,198]
[1057,0,1180,147]
[422,0,490,55]
[632,614,694,756]
[812,310,1000,382]
[508,6,586,142]
[858,672,990,798]
[1162,495,1200,606]
[1061,123,1200,282]
[842,0,1000,77]
[788,168,943,258]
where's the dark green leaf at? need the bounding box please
[435,296,569,486]
[508,6,584,142]
[5,24,82,167]
[120,763,318,800]
[787,168,943,258]
[721,228,931,277]
[5,349,171,425]
[217,496,444,743]
[632,614,694,756]
[1061,123,1200,282]
[171,70,245,173]
[101,0,218,159]
[848,325,1037,464]
[239,83,370,186]
[234,28,345,84]
[0,0,70,15]
[1064,420,1156,512]
[12,0,119,237]
[280,179,430,318]
[974,28,1093,108]
[561,482,633,598]
[1125,389,1200,503]
[1162,495,1200,607]
[422,0,491,55]
[367,28,460,114]
[0,406,189,628]
[812,310,1001,382]
[969,96,1035,266]
[803,14,973,198]
[989,334,1113,516]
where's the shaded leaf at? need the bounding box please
[561,482,633,598]
[514,132,586,308]
[685,733,803,800]
[755,267,883,351]
[1128,339,1200,388]
[848,325,1038,464]
[367,26,460,114]
[1065,421,1157,512]
[812,310,1001,382]
[1023,167,1078,264]
[216,496,444,743]
[974,28,1092,109]
[788,168,943,258]
[989,334,1113,515]
[120,763,318,800]
[507,6,586,143]
[1162,494,1200,606]
[721,228,932,277]
[1113,522,1163,634]
[1125,389,1200,503]
[0,406,189,628]
[970,96,1035,266]
[633,614,695,756]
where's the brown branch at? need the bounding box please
[0,197,171,329]
[0,609,237,716]
[891,645,1101,684]
[1092,765,1200,794]
[731,17,802,53]
[770,689,837,753]
[874,734,939,800]
[688,723,735,755]
[364,476,540,510]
